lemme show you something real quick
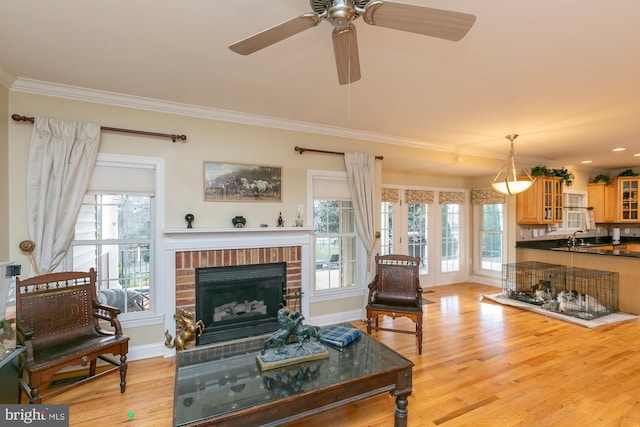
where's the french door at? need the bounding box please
[381,189,467,286]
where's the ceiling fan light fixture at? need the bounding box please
[328,0,356,28]
[490,134,535,196]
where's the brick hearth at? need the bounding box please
[175,246,302,314]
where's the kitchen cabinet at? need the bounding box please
[617,177,640,222]
[587,182,616,223]
[516,177,563,224]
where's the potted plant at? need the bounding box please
[617,169,639,177]
[530,165,574,187]
[592,174,613,185]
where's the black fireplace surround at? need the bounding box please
[195,262,287,346]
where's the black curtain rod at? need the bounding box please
[12,114,187,143]
[294,146,383,160]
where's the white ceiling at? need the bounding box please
[2,0,640,176]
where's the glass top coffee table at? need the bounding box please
[173,325,413,427]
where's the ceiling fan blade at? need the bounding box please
[229,13,321,55]
[363,1,476,41]
[333,24,361,85]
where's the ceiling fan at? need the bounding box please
[229,0,476,85]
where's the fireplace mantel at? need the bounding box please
[164,227,314,251]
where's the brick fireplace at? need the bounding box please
[163,228,313,351]
[175,246,302,314]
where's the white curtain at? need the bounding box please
[344,152,376,275]
[27,117,101,274]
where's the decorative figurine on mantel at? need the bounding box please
[232,215,246,228]
[276,212,284,227]
[294,213,304,227]
[257,308,327,370]
[185,213,194,229]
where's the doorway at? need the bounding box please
[381,188,467,286]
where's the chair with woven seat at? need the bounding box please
[366,254,423,354]
[15,268,129,403]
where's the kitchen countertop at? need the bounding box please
[516,237,640,258]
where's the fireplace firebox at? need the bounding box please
[195,262,287,345]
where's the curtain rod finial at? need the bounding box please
[12,114,35,123]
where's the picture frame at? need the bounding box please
[203,161,282,202]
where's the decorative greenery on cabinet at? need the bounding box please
[530,165,574,187]
[592,174,613,185]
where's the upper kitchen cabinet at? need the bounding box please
[516,177,563,224]
[587,181,617,223]
[617,177,640,222]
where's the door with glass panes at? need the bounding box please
[381,188,467,286]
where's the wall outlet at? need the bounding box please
[297,204,304,215]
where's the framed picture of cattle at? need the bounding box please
[203,161,282,202]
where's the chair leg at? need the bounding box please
[416,317,423,355]
[30,386,41,404]
[366,314,379,334]
[119,354,128,393]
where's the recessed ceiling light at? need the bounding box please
[634,153,640,157]
[581,160,592,164]
[612,147,626,152]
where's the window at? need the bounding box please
[66,154,162,321]
[408,203,428,275]
[314,200,356,291]
[311,172,358,293]
[479,204,504,273]
[564,192,585,230]
[557,191,587,232]
[380,201,393,255]
[441,203,460,272]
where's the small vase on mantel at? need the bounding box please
[232,216,246,228]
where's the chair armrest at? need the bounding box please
[367,276,379,303]
[92,298,125,336]
[15,317,35,364]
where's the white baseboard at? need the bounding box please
[307,309,364,327]
[127,342,168,361]
[469,274,502,288]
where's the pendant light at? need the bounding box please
[491,134,535,195]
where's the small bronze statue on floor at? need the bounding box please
[164,309,205,351]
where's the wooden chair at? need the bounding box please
[15,268,129,403]
[366,254,423,354]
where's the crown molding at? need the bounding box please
[10,77,520,163]
[0,63,15,89]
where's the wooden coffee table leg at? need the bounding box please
[394,393,409,427]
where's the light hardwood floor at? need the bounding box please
[46,282,640,426]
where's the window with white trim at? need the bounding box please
[476,203,505,274]
[311,172,358,293]
[65,154,162,320]
[556,190,587,232]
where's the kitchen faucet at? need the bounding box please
[567,230,585,249]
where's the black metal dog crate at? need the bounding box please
[502,261,566,305]
[550,267,619,320]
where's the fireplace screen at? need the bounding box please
[196,262,286,345]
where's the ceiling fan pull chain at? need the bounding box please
[347,29,351,123]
